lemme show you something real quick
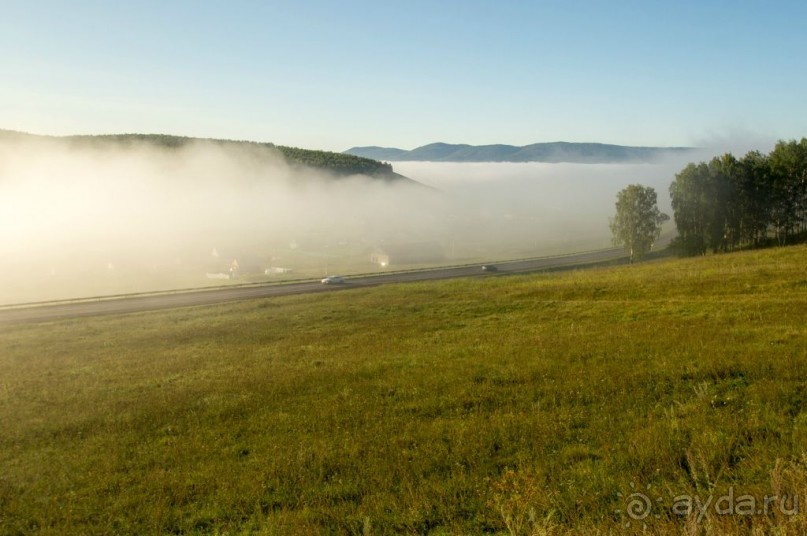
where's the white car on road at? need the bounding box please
[321,275,345,285]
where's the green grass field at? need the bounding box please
[1,246,805,535]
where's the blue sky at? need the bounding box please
[2,0,806,151]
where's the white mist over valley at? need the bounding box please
[0,136,724,304]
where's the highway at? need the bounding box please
[0,248,626,325]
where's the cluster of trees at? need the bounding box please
[669,139,807,255]
[611,139,806,262]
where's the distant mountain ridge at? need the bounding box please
[345,142,695,164]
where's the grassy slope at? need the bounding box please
[0,246,805,535]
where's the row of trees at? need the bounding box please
[611,139,806,261]
[669,139,807,255]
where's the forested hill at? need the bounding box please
[0,130,410,182]
[345,141,695,163]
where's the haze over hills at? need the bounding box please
[0,129,415,184]
[0,128,704,305]
[345,141,696,164]
[0,129,445,303]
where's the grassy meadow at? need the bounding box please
[1,245,806,534]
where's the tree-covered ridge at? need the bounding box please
[669,138,807,255]
[0,130,400,180]
[85,134,396,178]
[274,145,393,177]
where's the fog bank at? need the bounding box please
[1,137,722,304]
[0,137,443,303]
[394,156,691,246]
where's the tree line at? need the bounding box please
[610,138,806,262]
[669,139,807,255]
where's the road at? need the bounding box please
[0,248,626,325]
